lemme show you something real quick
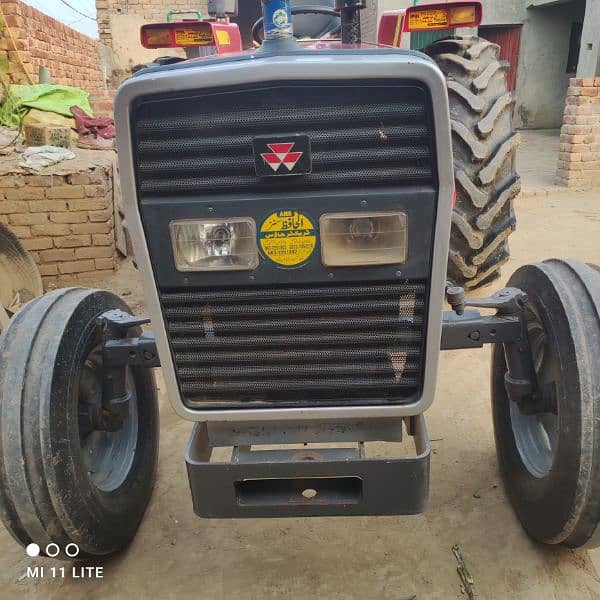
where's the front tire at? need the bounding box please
[492,260,600,547]
[0,288,159,558]
[427,36,521,289]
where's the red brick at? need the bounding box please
[68,198,109,211]
[0,200,29,214]
[88,209,112,222]
[560,133,586,144]
[26,175,65,186]
[95,257,115,270]
[71,222,112,235]
[31,223,71,236]
[4,187,45,201]
[563,125,591,135]
[46,186,86,199]
[8,225,31,238]
[9,213,48,225]
[75,246,114,259]
[58,259,95,274]
[558,152,581,162]
[38,264,58,276]
[28,200,68,213]
[66,173,91,185]
[92,233,113,246]
[50,212,88,224]
[54,234,92,248]
[22,237,53,251]
[581,87,598,97]
[84,185,109,197]
[40,248,75,263]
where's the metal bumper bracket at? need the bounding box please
[185,416,430,518]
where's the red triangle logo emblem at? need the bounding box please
[261,142,303,172]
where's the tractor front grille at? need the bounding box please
[132,81,435,198]
[159,281,427,409]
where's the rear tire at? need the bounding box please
[426,36,520,289]
[0,288,159,558]
[492,259,600,547]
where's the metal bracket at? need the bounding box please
[185,416,430,518]
[96,310,159,431]
[442,286,542,414]
[441,310,522,349]
[464,286,528,315]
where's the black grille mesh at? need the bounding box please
[133,82,434,197]
[160,282,427,408]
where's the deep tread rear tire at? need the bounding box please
[0,288,159,558]
[426,36,520,289]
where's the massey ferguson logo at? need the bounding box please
[253,134,312,177]
[261,143,303,172]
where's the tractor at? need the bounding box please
[0,0,599,560]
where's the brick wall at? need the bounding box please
[556,77,600,188]
[0,165,117,286]
[0,0,106,94]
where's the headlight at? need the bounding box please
[170,218,259,271]
[320,211,408,267]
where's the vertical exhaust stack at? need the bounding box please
[335,0,365,44]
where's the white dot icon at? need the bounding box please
[26,543,40,557]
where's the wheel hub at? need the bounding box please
[79,349,139,492]
[509,307,559,478]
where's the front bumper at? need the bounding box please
[185,415,430,517]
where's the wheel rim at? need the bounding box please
[79,348,139,492]
[509,308,559,479]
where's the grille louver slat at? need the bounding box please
[133,82,434,196]
[160,282,427,409]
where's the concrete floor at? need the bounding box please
[1,188,600,599]
[517,129,561,192]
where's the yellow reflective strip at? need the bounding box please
[393,15,403,47]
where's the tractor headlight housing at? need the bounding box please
[170,218,259,271]
[320,211,408,267]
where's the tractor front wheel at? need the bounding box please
[492,259,600,548]
[426,36,520,289]
[0,288,159,558]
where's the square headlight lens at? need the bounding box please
[320,211,408,267]
[170,218,259,271]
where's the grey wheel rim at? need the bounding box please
[509,309,559,479]
[79,350,139,493]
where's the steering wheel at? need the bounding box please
[252,5,340,45]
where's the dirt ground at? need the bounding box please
[1,188,600,599]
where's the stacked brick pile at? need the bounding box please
[0,165,116,286]
[557,77,600,188]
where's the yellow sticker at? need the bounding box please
[174,27,214,46]
[259,210,316,267]
[215,29,231,45]
[408,9,449,29]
